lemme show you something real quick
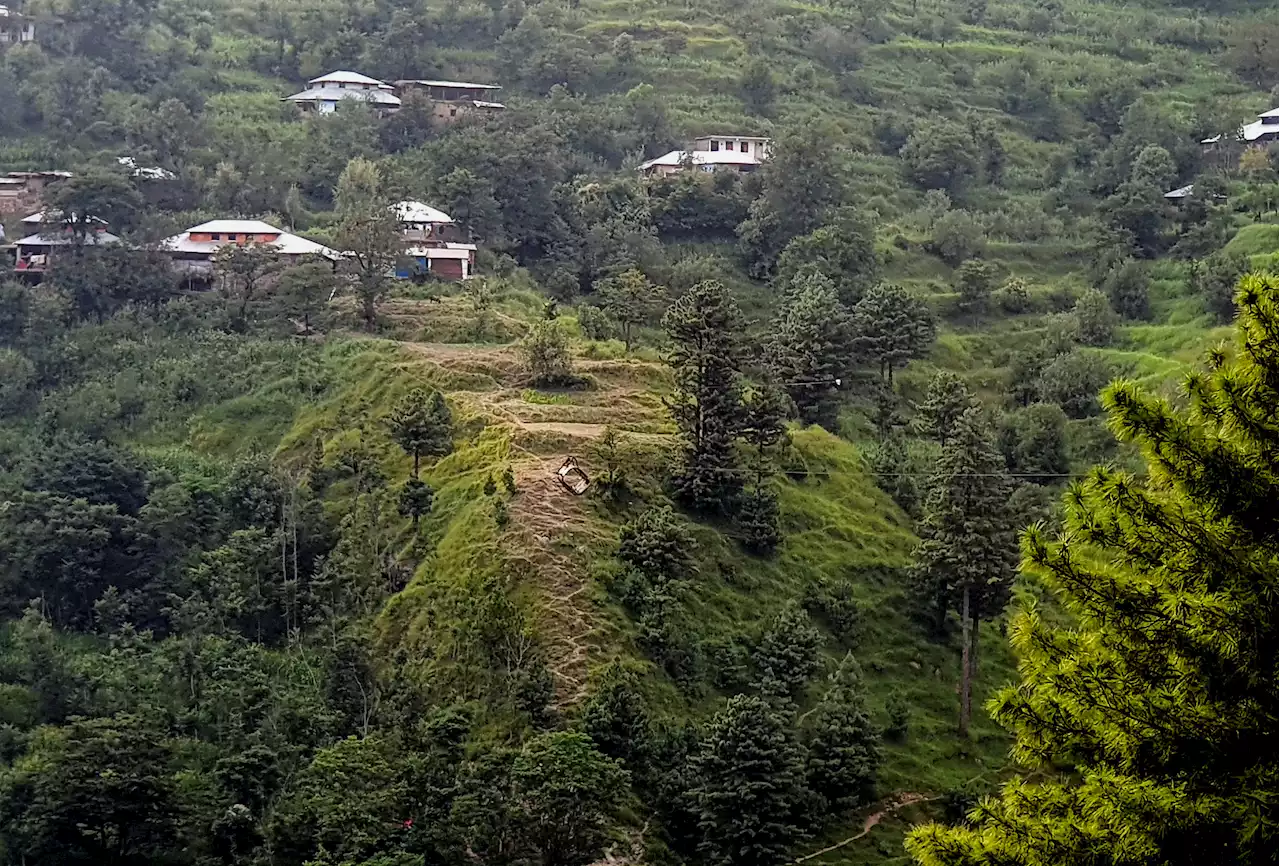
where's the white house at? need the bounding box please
[117,156,176,181]
[285,71,402,115]
[692,135,773,159]
[159,219,341,277]
[1201,107,1280,146]
[0,6,34,45]
[639,134,773,176]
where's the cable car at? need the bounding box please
[556,457,590,495]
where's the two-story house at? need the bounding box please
[638,134,774,177]
[392,200,476,280]
[393,80,505,127]
[0,6,34,46]
[285,71,402,115]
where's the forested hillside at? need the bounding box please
[0,0,1275,863]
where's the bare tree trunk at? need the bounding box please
[959,583,972,737]
[970,608,980,678]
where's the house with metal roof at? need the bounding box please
[393,79,505,126]
[0,170,72,215]
[285,71,402,115]
[14,229,120,275]
[639,134,773,176]
[390,201,476,280]
[1201,107,1280,147]
[159,220,341,279]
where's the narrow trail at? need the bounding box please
[793,794,938,863]
[503,455,607,706]
[397,333,660,705]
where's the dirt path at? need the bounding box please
[514,421,608,437]
[793,794,937,863]
[503,455,609,706]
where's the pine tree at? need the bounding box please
[952,259,997,311]
[909,408,1019,735]
[765,272,851,427]
[692,694,808,866]
[618,505,695,582]
[386,389,453,478]
[914,371,977,444]
[737,384,790,553]
[397,478,434,528]
[804,655,882,815]
[907,273,1278,865]
[851,283,936,386]
[580,663,651,769]
[752,604,823,698]
[663,280,745,513]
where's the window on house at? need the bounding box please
[710,140,720,151]
[741,141,749,153]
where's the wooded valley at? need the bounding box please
[0,0,1274,863]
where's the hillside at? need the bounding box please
[0,0,1275,864]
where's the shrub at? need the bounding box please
[1102,258,1151,320]
[577,304,617,341]
[1195,252,1251,323]
[991,277,1033,313]
[930,209,987,265]
[1072,288,1119,346]
[1036,350,1113,418]
[519,319,575,386]
[999,403,1070,483]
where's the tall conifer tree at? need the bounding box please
[692,694,807,866]
[909,407,1019,734]
[804,654,881,815]
[663,281,745,513]
[907,274,1278,864]
[765,272,850,427]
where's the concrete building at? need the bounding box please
[639,135,773,176]
[159,219,341,279]
[391,201,476,280]
[285,71,402,115]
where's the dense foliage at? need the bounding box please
[0,0,1274,863]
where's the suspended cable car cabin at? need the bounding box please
[556,457,590,495]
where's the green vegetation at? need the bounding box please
[0,0,1275,862]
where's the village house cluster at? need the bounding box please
[1164,105,1279,200]
[0,167,477,288]
[0,65,774,287]
[284,70,506,128]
